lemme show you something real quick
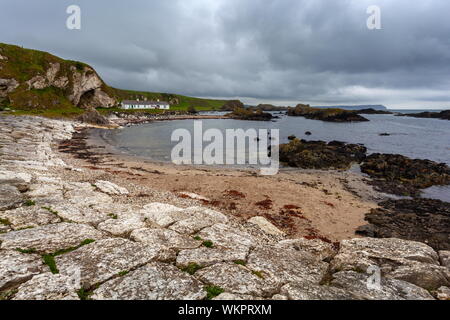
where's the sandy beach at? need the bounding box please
[57,119,385,243]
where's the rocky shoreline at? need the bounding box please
[1,115,450,300]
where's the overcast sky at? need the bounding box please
[1,0,450,109]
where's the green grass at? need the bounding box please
[251,270,265,279]
[76,288,92,300]
[108,213,118,220]
[193,236,202,241]
[0,218,11,226]
[41,206,59,216]
[233,260,247,266]
[23,200,36,207]
[42,254,58,274]
[181,263,202,275]
[205,286,225,300]
[16,248,37,254]
[117,271,129,277]
[202,240,214,248]
[0,289,18,301]
[42,239,96,274]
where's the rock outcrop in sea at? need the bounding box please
[279,139,367,170]
[287,104,370,122]
[1,115,449,300]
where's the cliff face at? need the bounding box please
[0,43,116,111]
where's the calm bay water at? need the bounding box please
[99,112,450,201]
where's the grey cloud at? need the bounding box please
[1,0,450,108]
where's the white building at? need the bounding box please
[121,100,170,110]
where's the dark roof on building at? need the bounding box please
[122,100,169,105]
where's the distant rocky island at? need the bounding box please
[314,105,388,111]
[287,104,370,122]
[397,110,450,121]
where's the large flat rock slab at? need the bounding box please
[280,281,356,300]
[0,170,32,191]
[0,250,45,291]
[169,207,229,234]
[247,245,329,285]
[141,203,189,228]
[56,238,162,289]
[131,228,201,251]
[330,271,435,300]
[91,263,206,300]
[0,206,61,230]
[330,238,450,290]
[51,204,110,226]
[12,272,80,300]
[196,263,281,297]
[97,215,146,237]
[0,185,23,210]
[197,224,254,250]
[0,222,104,254]
[177,247,248,268]
[94,180,129,195]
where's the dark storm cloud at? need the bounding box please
[1,0,450,108]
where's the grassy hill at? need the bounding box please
[0,43,226,118]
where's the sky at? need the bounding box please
[1,0,450,109]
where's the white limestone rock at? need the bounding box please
[439,251,450,270]
[436,286,450,300]
[0,206,61,230]
[131,228,202,251]
[330,238,450,290]
[248,216,285,236]
[330,271,435,300]
[0,250,45,291]
[26,183,64,203]
[276,238,336,262]
[91,263,206,300]
[97,215,146,237]
[169,207,228,234]
[177,247,248,268]
[247,245,329,285]
[0,170,32,191]
[51,204,110,226]
[0,222,104,254]
[94,180,129,195]
[196,263,281,297]
[213,293,262,300]
[280,281,356,300]
[0,184,23,210]
[141,202,189,227]
[56,238,162,289]
[13,273,80,300]
[197,223,254,250]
